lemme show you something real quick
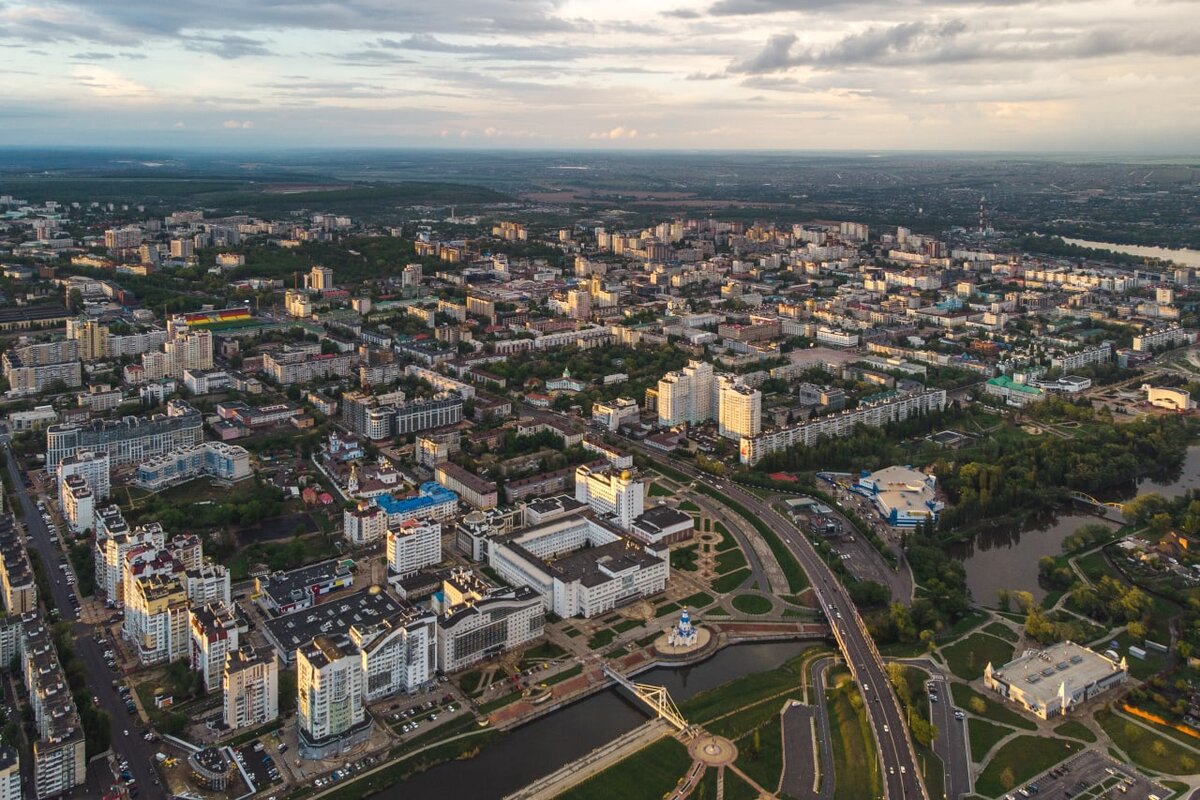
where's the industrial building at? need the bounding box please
[984,641,1127,719]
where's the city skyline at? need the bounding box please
[0,0,1195,152]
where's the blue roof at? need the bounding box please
[375,481,458,516]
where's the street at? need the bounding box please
[3,445,163,799]
[926,674,972,799]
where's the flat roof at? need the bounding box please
[260,559,352,607]
[264,586,403,658]
[990,641,1123,706]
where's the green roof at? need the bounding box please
[987,375,1043,395]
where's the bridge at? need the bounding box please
[1068,491,1127,520]
[603,665,691,734]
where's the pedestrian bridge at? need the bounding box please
[1068,491,1126,521]
[602,665,690,732]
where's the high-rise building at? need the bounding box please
[223,647,279,732]
[297,636,372,759]
[306,265,334,292]
[386,519,442,577]
[57,450,110,505]
[0,746,20,800]
[190,603,239,692]
[0,518,37,614]
[104,226,142,251]
[60,476,94,535]
[656,360,715,427]
[123,573,189,664]
[718,376,762,441]
[566,288,591,321]
[343,502,388,546]
[65,317,109,361]
[351,612,436,702]
[21,618,86,800]
[46,401,202,475]
[574,464,645,530]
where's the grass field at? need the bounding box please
[827,667,882,800]
[942,633,1015,681]
[735,712,784,792]
[546,737,693,800]
[950,684,1038,731]
[968,718,1013,763]
[732,594,774,615]
[648,482,673,498]
[1052,719,1097,742]
[982,622,1019,642]
[712,568,752,593]
[975,736,1083,797]
[1095,708,1200,775]
[681,654,807,724]
[679,591,714,609]
[716,548,749,574]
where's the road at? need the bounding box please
[3,445,163,799]
[926,673,971,799]
[628,442,926,800]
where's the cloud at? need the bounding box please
[222,119,254,129]
[377,34,582,61]
[184,34,271,59]
[589,126,639,140]
[727,19,1200,74]
[70,65,151,98]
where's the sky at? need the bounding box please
[0,0,1196,152]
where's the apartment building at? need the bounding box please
[223,646,280,732]
[297,636,372,759]
[190,603,240,692]
[343,502,388,546]
[123,573,190,664]
[46,400,203,475]
[717,376,762,440]
[386,519,442,578]
[435,462,498,510]
[60,476,93,535]
[134,441,251,491]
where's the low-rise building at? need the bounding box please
[375,482,459,525]
[853,465,944,528]
[255,559,354,616]
[435,462,498,510]
[983,641,1127,719]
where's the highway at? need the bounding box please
[629,443,927,799]
[3,445,163,799]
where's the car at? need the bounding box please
[900,766,906,775]
[123,729,129,736]
[883,724,889,732]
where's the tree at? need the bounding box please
[997,589,1011,611]
[968,697,986,715]
[1151,740,1168,758]
[999,766,1017,791]
[1127,620,1147,640]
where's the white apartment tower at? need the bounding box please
[223,647,279,732]
[657,360,715,427]
[718,376,763,440]
[297,636,372,759]
[386,519,442,577]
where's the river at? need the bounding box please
[1060,237,1200,269]
[378,640,814,800]
[950,444,1200,604]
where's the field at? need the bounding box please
[1095,708,1200,775]
[826,667,882,800]
[556,737,692,800]
[968,717,1012,763]
[941,633,1015,681]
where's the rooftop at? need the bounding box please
[988,641,1124,707]
[264,586,403,658]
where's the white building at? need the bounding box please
[123,573,190,664]
[592,397,639,431]
[853,466,944,528]
[488,515,668,618]
[343,502,388,546]
[657,360,715,427]
[57,450,110,505]
[386,519,442,578]
[352,611,437,701]
[574,464,644,530]
[297,636,372,760]
[60,476,94,535]
[190,603,239,692]
[0,747,19,800]
[718,377,762,441]
[436,571,545,673]
[134,442,251,491]
[984,641,1127,719]
[185,563,232,608]
[223,647,279,732]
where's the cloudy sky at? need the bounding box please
[0,0,1195,151]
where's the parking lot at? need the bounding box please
[1008,750,1170,800]
[234,740,285,791]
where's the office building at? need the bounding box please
[223,646,280,732]
[575,464,644,530]
[386,519,442,578]
[46,400,203,475]
[436,570,544,673]
[352,609,437,701]
[718,377,762,440]
[488,515,668,618]
[592,397,639,431]
[190,603,240,692]
[297,636,372,760]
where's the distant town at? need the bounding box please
[0,177,1197,800]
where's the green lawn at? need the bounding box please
[648,482,673,498]
[587,629,617,649]
[679,500,700,513]
[712,568,752,593]
[982,622,1020,643]
[713,521,737,551]
[655,602,681,618]
[735,712,785,792]
[552,737,694,800]
[679,591,714,609]
[681,654,807,724]
[721,768,760,800]
[827,668,882,800]
[975,736,1084,798]
[671,545,700,572]
[542,665,584,687]
[942,633,1015,681]
[715,548,749,575]
[731,594,774,615]
[613,618,642,633]
[1052,719,1097,743]
[950,684,1038,731]
[968,718,1013,763]
[1095,708,1200,775]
